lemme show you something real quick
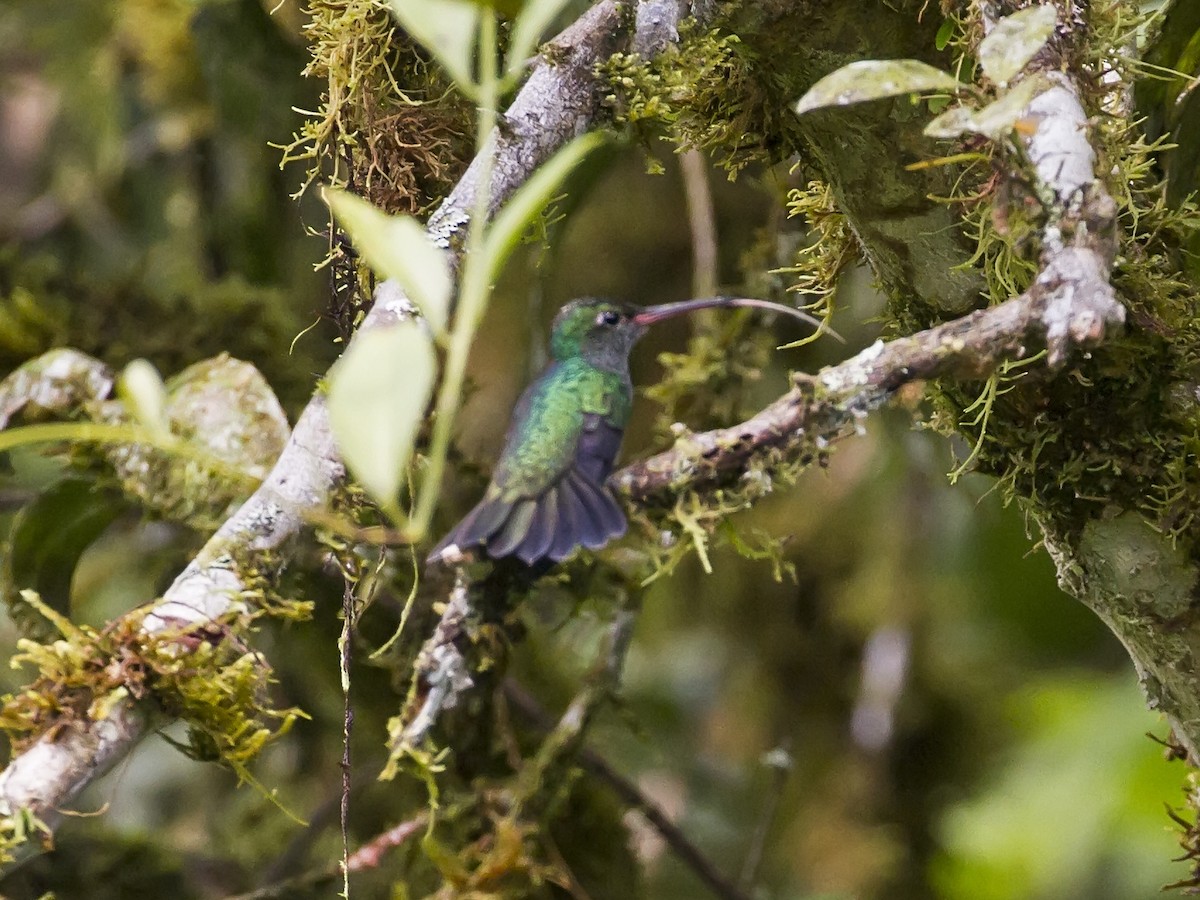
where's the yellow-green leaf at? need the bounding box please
[327,323,436,517]
[481,132,604,292]
[795,59,961,116]
[118,359,170,437]
[978,5,1057,86]
[387,0,480,92]
[323,188,451,335]
[925,77,1047,140]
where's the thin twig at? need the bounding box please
[503,680,751,900]
[223,813,428,900]
[679,148,719,298]
[344,814,428,872]
[738,741,792,891]
[614,270,1120,504]
[339,576,356,899]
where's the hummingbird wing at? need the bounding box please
[427,360,631,567]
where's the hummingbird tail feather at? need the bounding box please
[426,474,627,567]
[515,487,558,565]
[549,479,584,560]
[485,499,537,558]
[425,491,511,563]
[563,472,627,549]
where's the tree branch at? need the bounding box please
[617,32,1124,507]
[615,279,1118,503]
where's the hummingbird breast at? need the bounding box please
[495,358,632,494]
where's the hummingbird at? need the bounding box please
[426,296,830,568]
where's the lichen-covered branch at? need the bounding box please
[387,569,475,754]
[615,284,1117,503]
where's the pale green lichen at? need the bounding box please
[626,425,827,585]
[644,319,777,437]
[0,806,53,866]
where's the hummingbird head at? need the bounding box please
[549,298,646,371]
[549,294,837,372]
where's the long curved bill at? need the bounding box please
[631,296,842,342]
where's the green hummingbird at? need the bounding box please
[426,296,829,568]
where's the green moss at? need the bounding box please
[600,28,782,176]
[277,0,473,338]
[644,317,777,437]
[626,416,828,584]
[776,179,859,325]
[0,588,308,774]
[891,1,1200,558]
[0,807,52,866]
[279,0,471,211]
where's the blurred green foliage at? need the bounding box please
[0,0,335,408]
[0,1,1193,898]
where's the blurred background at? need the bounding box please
[0,1,1188,898]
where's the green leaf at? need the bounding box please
[3,479,126,639]
[387,0,480,91]
[480,131,604,289]
[327,323,436,517]
[506,0,571,76]
[925,77,1046,140]
[923,106,976,140]
[1135,0,1200,205]
[323,188,452,335]
[118,359,170,437]
[935,18,956,51]
[978,5,1057,86]
[795,59,961,116]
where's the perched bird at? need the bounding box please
[426,296,828,568]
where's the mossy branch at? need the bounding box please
[615,261,1120,503]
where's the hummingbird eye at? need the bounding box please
[597,310,621,326]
